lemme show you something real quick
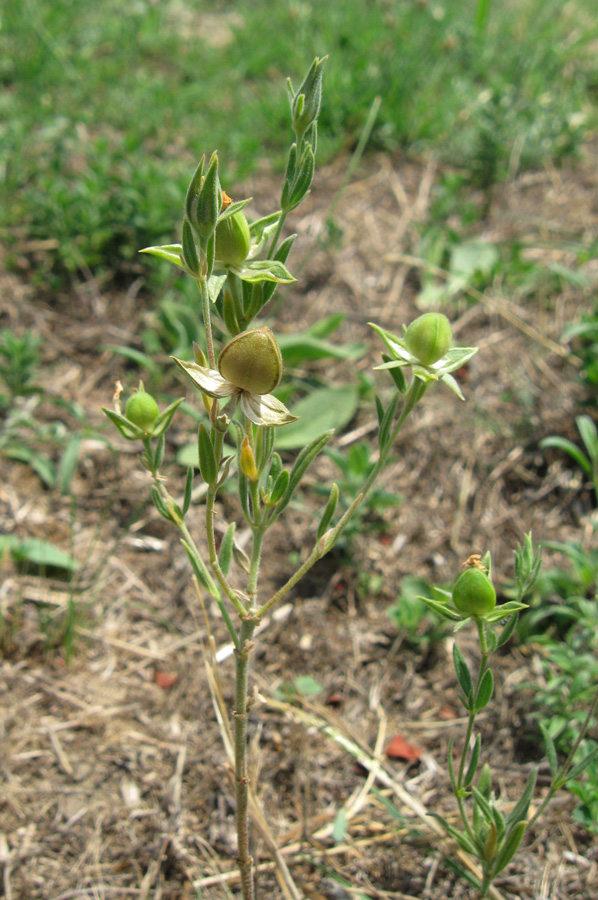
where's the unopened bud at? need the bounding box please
[453,563,496,617]
[240,436,259,482]
[215,207,251,267]
[405,313,452,366]
[125,387,159,433]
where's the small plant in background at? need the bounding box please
[562,300,598,398]
[0,329,83,494]
[540,414,598,508]
[421,535,598,897]
[0,329,42,404]
[513,538,598,834]
[104,59,480,900]
[387,575,451,651]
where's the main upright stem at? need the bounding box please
[234,617,257,900]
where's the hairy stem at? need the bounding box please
[235,617,258,900]
[198,276,216,367]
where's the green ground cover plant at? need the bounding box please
[2,0,596,289]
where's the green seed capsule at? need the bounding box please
[452,566,496,617]
[218,327,282,395]
[405,313,452,366]
[214,210,251,267]
[125,391,160,432]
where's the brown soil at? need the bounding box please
[1,145,597,900]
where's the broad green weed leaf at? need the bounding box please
[274,386,359,451]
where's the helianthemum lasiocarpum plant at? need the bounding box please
[104,59,480,900]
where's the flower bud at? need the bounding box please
[215,209,251,268]
[125,389,159,432]
[405,313,452,366]
[218,327,283,395]
[240,436,259,482]
[289,56,327,137]
[452,565,496,617]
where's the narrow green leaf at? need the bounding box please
[217,198,252,222]
[576,415,598,465]
[181,218,201,276]
[208,273,227,303]
[428,813,478,856]
[317,483,339,540]
[102,407,144,441]
[238,469,250,522]
[139,243,186,270]
[447,734,457,792]
[381,353,407,393]
[475,669,494,711]
[263,233,297,304]
[563,744,598,783]
[273,430,333,518]
[484,601,528,623]
[11,539,77,573]
[180,538,213,595]
[269,468,289,506]
[438,372,465,400]
[378,392,401,452]
[463,735,481,788]
[288,144,315,209]
[419,596,463,621]
[198,424,218,485]
[219,523,235,576]
[151,485,173,521]
[496,612,519,648]
[471,786,494,824]
[493,820,527,875]
[57,435,81,496]
[182,467,194,516]
[232,259,296,284]
[184,155,205,222]
[505,767,537,828]
[539,436,591,476]
[151,398,185,438]
[453,644,474,702]
[539,723,558,778]
[154,433,165,471]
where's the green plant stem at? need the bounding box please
[359,377,427,504]
[234,616,258,900]
[455,624,489,842]
[267,210,288,260]
[197,277,216,367]
[255,492,362,620]
[205,486,247,618]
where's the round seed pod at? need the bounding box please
[452,567,496,617]
[125,391,160,432]
[218,327,282,395]
[214,210,251,267]
[405,313,452,366]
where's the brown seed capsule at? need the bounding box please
[218,327,283,395]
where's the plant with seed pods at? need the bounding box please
[421,535,598,898]
[104,59,479,900]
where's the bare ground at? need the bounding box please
[0,144,597,900]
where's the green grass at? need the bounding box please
[1,0,596,289]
